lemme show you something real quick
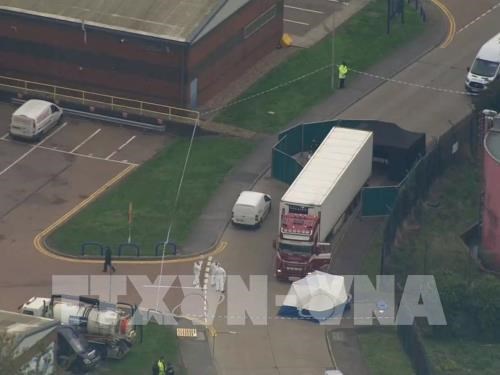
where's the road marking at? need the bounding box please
[457,2,500,34]
[0,122,67,177]
[70,128,101,153]
[284,18,309,26]
[285,5,324,14]
[105,135,136,160]
[327,0,349,5]
[0,137,137,166]
[431,0,456,48]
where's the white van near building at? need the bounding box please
[10,99,63,141]
[465,33,500,93]
[232,191,272,227]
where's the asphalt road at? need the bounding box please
[339,0,500,138]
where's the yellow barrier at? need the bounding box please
[0,75,199,125]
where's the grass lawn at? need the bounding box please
[358,327,415,375]
[48,137,254,256]
[388,162,480,279]
[215,0,424,133]
[423,338,500,375]
[99,324,180,375]
[357,223,413,374]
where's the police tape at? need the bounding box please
[202,62,474,117]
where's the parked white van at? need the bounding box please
[10,99,63,141]
[465,33,500,93]
[232,191,272,227]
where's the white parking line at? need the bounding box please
[285,5,324,14]
[284,18,310,26]
[70,128,101,153]
[0,122,67,177]
[105,135,136,160]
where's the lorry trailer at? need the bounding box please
[274,127,373,280]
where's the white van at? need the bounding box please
[232,191,272,227]
[10,99,63,141]
[465,33,500,93]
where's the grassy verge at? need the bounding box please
[386,161,500,374]
[215,0,424,133]
[423,338,500,375]
[48,137,254,256]
[356,223,414,374]
[100,324,180,375]
[357,327,415,375]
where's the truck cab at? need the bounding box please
[274,213,331,281]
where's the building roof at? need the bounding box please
[0,0,251,42]
[0,310,58,347]
[281,127,373,206]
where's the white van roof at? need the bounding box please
[477,33,500,63]
[236,191,264,206]
[13,99,52,118]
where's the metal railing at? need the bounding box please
[0,75,199,125]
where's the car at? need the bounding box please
[232,191,272,227]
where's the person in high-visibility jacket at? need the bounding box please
[338,61,349,89]
[157,356,166,375]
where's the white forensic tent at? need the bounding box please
[278,271,349,322]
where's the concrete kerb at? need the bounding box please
[34,149,271,264]
[325,329,340,371]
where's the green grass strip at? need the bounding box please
[215,0,424,133]
[48,137,254,256]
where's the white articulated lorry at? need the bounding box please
[274,127,373,281]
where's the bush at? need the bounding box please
[468,275,500,340]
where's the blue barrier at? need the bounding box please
[155,242,177,256]
[81,242,105,256]
[117,243,140,257]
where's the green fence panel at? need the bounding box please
[271,147,303,185]
[361,186,399,216]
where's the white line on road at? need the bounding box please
[284,18,309,26]
[0,122,67,177]
[285,5,324,14]
[70,128,101,153]
[457,2,500,34]
[105,135,136,160]
[327,0,350,5]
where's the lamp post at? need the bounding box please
[330,12,336,90]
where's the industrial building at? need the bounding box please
[0,0,284,108]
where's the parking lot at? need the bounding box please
[284,0,350,36]
[0,101,174,308]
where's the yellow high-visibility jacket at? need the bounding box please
[339,64,349,79]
